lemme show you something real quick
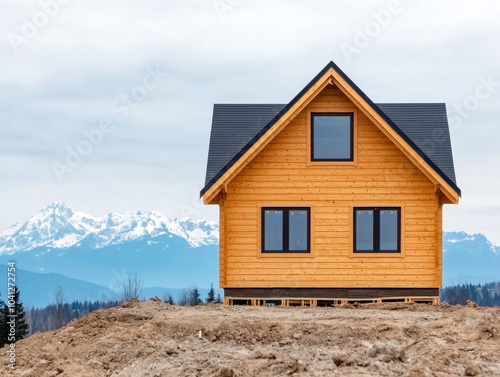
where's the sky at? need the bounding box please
[1,0,499,244]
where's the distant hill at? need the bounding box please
[0,265,114,308]
[0,266,222,308]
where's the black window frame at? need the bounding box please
[353,207,401,253]
[311,112,354,161]
[261,207,311,253]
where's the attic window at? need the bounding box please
[311,113,353,161]
[262,208,310,253]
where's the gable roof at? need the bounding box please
[201,62,461,201]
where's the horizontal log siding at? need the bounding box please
[222,86,439,288]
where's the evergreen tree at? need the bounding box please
[481,285,492,306]
[206,283,216,303]
[215,293,223,304]
[0,295,7,347]
[12,287,29,341]
[191,286,201,305]
[163,292,175,305]
[168,294,175,305]
[1,287,29,344]
[440,281,500,307]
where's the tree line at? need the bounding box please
[175,283,222,306]
[0,279,222,343]
[440,281,500,306]
[27,283,221,335]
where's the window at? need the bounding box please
[354,208,401,253]
[311,113,353,161]
[262,208,310,253]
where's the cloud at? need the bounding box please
[0,0,499,244]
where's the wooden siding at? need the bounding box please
[221,85,440,289]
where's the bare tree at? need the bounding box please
[53,286,67,329]
[119,271,143,302]
[177,288,191,306]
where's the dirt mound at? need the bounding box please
[1,299,499,376]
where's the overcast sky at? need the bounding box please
[1,0,499,244]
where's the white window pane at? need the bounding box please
[289,210,308,251]
[264,210,283,250]
[356,210,373,251]
[380,210,398,250]
[313,115,351,160]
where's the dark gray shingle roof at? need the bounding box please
[204,104,286,189]
[202,103,459,196]
[377,103,457,185]
[201,62,460,197]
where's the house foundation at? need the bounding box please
[223,288,439,306]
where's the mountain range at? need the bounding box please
[0,202,498,307]
[0,201,218,253]
[0,202,219,307]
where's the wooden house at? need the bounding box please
[201,62,460,306]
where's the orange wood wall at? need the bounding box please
[218,85,442,289]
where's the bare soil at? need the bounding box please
[1,298,499,376]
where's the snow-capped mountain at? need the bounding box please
[0,202,218,254]
[444,231,499,255]
[443,231,500,285]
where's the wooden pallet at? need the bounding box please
[224,296,439,306]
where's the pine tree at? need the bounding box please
[0,295,7,347]
[191,286,201,306]
[215,293,223,304]
[481,285,492,306]
[163,292,174,305]
[206,283,216,303]
[11,287,29,341]
[1,287,29,344]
